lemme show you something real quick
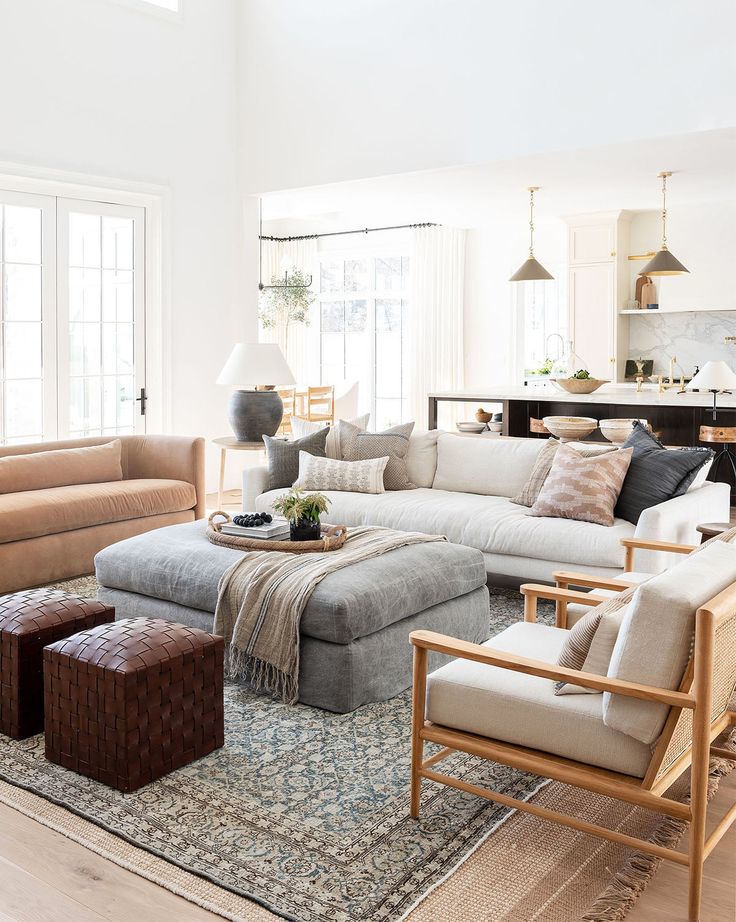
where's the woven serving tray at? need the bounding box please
[207,512,348,553]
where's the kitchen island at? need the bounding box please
[428,384,736,436]
[429,384,736,500]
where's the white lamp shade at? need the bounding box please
[686,360,736,392]
[216,343,296,387]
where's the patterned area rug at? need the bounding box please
[0,581,554,922]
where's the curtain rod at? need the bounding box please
[259,221,438,243]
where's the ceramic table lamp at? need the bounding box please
[686,360,736,421]
[217,343,295,441]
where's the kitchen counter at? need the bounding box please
[428,383,736,410]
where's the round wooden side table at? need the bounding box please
[213,437,266,510]
[696,522,733,544]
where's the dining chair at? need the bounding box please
[276,386,296,436]
[307,385,335,424]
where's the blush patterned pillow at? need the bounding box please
[529,444,633,526]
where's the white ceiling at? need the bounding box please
[262,128,736,230]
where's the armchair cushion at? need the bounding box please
[425,622,653,777]
[604,541,736,744]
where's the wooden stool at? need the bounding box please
[44,618,224,791]
[0,590,114,739]
[698,425,736,487]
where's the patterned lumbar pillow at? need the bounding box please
[511,438,617,507]
[291,414,370,460]
[614,421,714,525]
[530,443,633,526]
[293,451,388,494]
[263,429,328,490]
[340,421,416,490]
[554,587,636,695]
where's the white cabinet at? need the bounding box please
[569,223,617,264]
[569,263,615,379]
[567,213,630,382]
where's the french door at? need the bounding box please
[0,190,146,445]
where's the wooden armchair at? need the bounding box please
[410,540,736,922]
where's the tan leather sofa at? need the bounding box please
[0,434,204,593]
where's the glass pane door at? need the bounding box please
[0,191,56,445]
[57,199,145,436]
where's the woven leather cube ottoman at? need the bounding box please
[43,618,224,792]
[0,590,114,740]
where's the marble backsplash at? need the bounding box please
[627,310,736,377]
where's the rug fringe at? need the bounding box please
[582,731,736,922]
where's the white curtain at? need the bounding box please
[408,226,466,428]
[258,238,319,384]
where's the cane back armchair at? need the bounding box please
[410,534,736,922]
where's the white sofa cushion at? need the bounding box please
[406,430,442,488]
[426,622,653,777]
[604,541,736,744]
[432,435,545,498]
[256,488,635,569]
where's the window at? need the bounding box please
[318,253,410,430]
[515,275,567,379]
[0,191,146,446]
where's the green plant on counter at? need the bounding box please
[272,488,331,524]
[531,358,554,376]
[571,369,591,379]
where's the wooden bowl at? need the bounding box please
[475,408,493,424]
[551,377,609,395]
[599,418,641,443]
[543,416,598,442]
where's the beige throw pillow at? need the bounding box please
[341,421,416,490]
[555,587,636,695]
[290,414,370,460]
[511,439,617,507]
[293,451,388,494]
[530,444,633,526]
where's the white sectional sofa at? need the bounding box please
[243,432,730,582]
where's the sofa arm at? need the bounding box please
[121,435,205,519]
[243,465,271,511]
[632,481,731,574]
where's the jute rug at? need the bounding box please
[0,578,732,922]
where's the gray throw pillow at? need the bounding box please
[341,421,417,490]
[614,422,713,525]
[263,428,328,489]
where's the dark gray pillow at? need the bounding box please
[614,422,713,524]
[263,429,328,489]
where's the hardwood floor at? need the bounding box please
[0,770,733,921]
[0,802,218,921]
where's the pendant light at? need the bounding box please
[640,172,689,277]
[509,186,554,282]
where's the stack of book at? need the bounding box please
[220,517,291,541]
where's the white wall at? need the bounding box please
[629,202,736,311]
[463,217,568,391]
[0,0,256,490]
[239,0,736,193]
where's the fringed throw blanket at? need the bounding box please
[214,526,446,703]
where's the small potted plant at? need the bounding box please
[272,488,331,542]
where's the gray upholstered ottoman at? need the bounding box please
[95,521,489,712]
